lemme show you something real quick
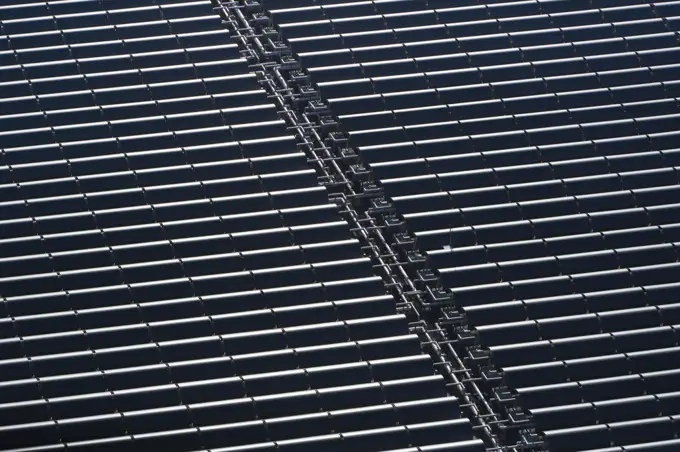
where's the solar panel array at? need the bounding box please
[0,1,477,451]
[5,0,680,451]
[265,0,680,451]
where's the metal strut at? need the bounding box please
[212,2,545,451]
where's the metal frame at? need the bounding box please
[212,1,545,450]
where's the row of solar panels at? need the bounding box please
[2,156,310,199]
[314,54,680,91]
[0,0,215,30]
[1,164,315,214]
[281,4,680,40]
[0,422,482,452]
[1,17,224,46]
[429,227,680,274]
[339,88,680,136]
[390,164,680,208]
[0,44,243,82]
[319,60,680,102]
[476,301,680,347]
[1,0,211,17]
[2,134,296,169]
[0,341,429,400]
[1,230,357,273]
[286,2,680,52]
[354,117,680,157]
[329,79,680,122]
[0,238,360,277]
[373,137,680,183]
[269,0,680,451]
[0,29,230,59]
[0,394,472,451]
[0,58,252,98]
[272,0,671,24]
[0,115,287,148]
[0,0,465,451]
[0,254,376,298]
